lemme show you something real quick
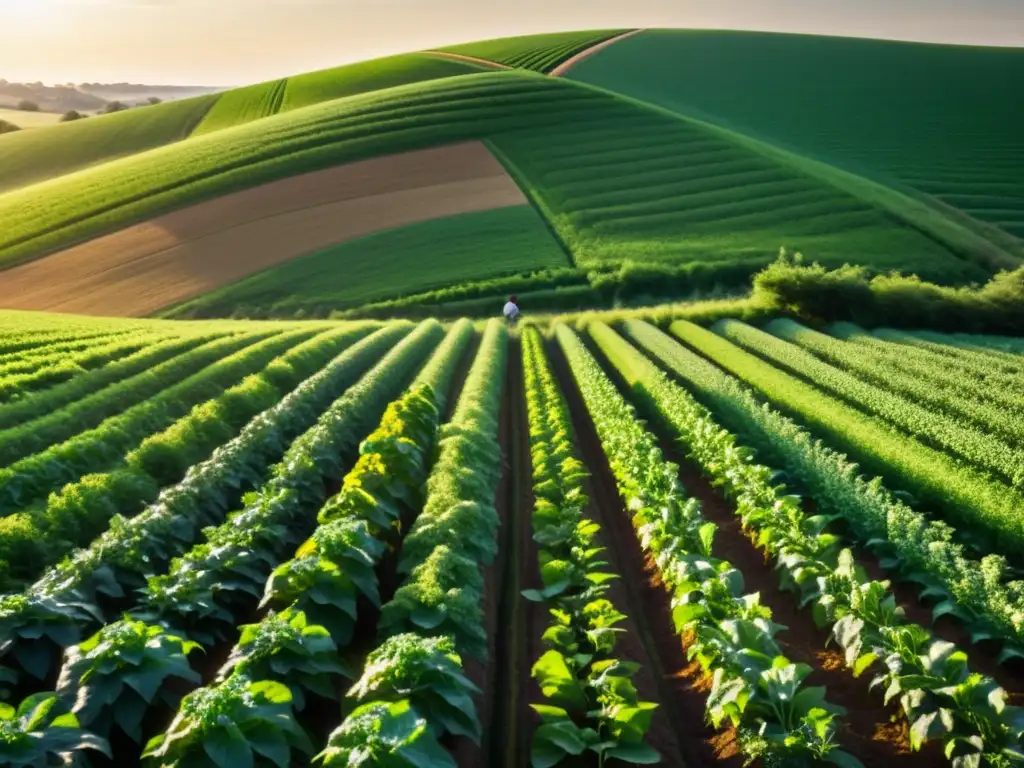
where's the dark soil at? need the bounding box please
[454,337,516,768]
[577,333,944,767]
[549,338,731,768]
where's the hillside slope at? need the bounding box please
[0,95,218,193]
[568,30,1024,248]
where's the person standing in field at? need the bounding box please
[503,295,520,328]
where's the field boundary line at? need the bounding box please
[548,28,646,77]
[421,50,513,70]
[485,139,578,268]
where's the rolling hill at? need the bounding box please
[0,28,1020,319]
[2,28,1024,766]
[567,29,1024,248]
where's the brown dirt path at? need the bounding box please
[0,142,525,317]
[549,338,728,768]
[454,338,515,768]
[421,51,514,70]
[548,29,647,77]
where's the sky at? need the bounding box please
[1,0,1021,86]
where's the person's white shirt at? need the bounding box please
[503,301,519,319]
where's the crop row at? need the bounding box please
[0,330,258,466]
[0,323,414,685]
[0,321,462,767]
[872,329,1024,380]
[0,331,218,433]
[521,327,659,765]
[674,321,1024,557]
[137,320,473,767]
[318,319,508,764]
[555,322,857,765]
[0,324,377,591]
[827,323,1024,418]
[0,328,315,515]
[594,320,1024,763]
[623,320,1024,661]
[0,326,142,357]
[0,331,165,403]
[719,320,1024,488]
[0,328,155,379]
[770,320,1024,445]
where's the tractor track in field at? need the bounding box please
[549,337,724,768]
[548,29,647,77]
[422,50,514,70]
[454,335,520,767]
[585,334,945,766]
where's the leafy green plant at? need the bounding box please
[142,675,311,768]
[134,322,444,643]
[348,633,481,742]
[56,618,199,741]
[0,324,402,681]
[595,319,1024,761]
[626,319,1024,662]
[376,321,507,662]
[316,700,454,768]
[522,328,659,766]
[218,609,349,710]
[557,322,859,766]
[0,693,109,767]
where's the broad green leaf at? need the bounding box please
[205,724,254,768]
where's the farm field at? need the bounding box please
[0,94,219,193]
[568,29,1024,246]
[2,307,1024,767]
[435,29,628,72]
[163,205,569,319]
[0,107,63,129]
[491,100,983,281]
[0,141,531,317]
[1,30,1022,320]
[190,79,288,136]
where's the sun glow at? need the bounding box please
[0,0,60,23]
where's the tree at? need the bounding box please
[0,119,21,134]
[16,100,40,112]
[102,100,128,114]
[60,110,86,122]
[147,96,162,105]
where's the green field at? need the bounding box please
[437,29,627,71]
[0,310,1021,766]
[492,91,983,282]
[162,205,569,318]
[280,52,484,111]
[0,106,63,129]
[0,28,1021,320]
[0,73,611,269]
[569,30,1024,243]
[0,94,219,193]
[191,79,287,136]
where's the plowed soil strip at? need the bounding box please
[489,337,534,767]
[550,338,727,768]
[586,337,942,766]
[0,142,526,317]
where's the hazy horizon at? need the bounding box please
[1,0,1022,87]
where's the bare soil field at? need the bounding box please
[0,142,526,317]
